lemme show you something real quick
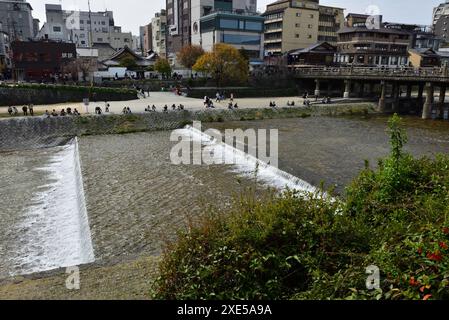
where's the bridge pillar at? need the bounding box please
[417,83,424,112]
[343,80,351,98]
[368,83,375,97]
[392,83,400,113]
[438,86,446,119]
[422,82,434,120]
[406,85,413,99]
[314,79,321,97]
[358,83,365,97]
[378,81,386,112]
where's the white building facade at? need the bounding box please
[38,4,132,50]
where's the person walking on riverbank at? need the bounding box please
[13,107,18,116]
[29,104,34,116]
[7,106,12,116]
[22,106,28,116]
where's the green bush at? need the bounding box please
[152,114,449,300]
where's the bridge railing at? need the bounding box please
[293,66,449,79]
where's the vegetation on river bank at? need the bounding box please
[153,114,449,300]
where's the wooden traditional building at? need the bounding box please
[288,42,337,67]
[408,48,441,68]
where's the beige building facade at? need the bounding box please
[263,0,343,56]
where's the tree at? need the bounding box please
[154,58,172,78]
[120,57,137,70]
[193,43,249,87]
[177,45,205,71]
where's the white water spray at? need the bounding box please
[181,125,317,193]
[12,138,95,276]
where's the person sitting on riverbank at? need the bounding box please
[95,106,102,115]
[7,106,12,116]
[73,108,80,116]
[163,105,168,113]
[228,102,234,110]
[60,109,66,116]
[44,110,50,118]
[105,102,110,113]
[172,104,176,111]
[287,101,295,106]
[13,107,18,115]
[233,103,239,109]
[152,105,157,112]
[127,107,132,114]
[269,101,277,108]
[51,109,58,117]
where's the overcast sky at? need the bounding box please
[28,0,443,35]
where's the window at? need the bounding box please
[220,19,238,29]
[223,34,261,45]
[245,21,262,31]
[53,26,62,32]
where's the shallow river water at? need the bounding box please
[1,115,449,278]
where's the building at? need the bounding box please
[0,23,11,79]
[38,4,132,50]
[190,1,264,63]
[166,0,192,58]
[263,0,344,56]
[287,41,336,67]
[132,35,141,52]
[197,11,265,61]
[11,40,76,82]
[151,10,167,58]
[408,48,441,68]
[141,23,152,54]
[101,46,155,78]
[432,1,449,45]
[384,22,441,51]
[345,13,370,28]
[0,0,35,41]
[433,1,449,26]
[335,26,412,67]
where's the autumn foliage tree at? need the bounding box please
[193,44,249,87]
[177,45,205,71]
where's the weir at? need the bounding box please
[183,125,317,194]
[10,138,94,276]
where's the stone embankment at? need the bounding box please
[0,103,375,152]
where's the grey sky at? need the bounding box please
[28,0,443,35]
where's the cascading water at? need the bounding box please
[1,138,94,277]
[181,125,317,194]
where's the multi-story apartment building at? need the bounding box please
[263,0,344,56]
[38,4,132,50]
[141,23,153,54]
[166,0,192,58]
[431,2,449,45]
[0,0,36,41]
[152,10,167,58]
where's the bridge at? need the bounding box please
[293,66,449,119]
